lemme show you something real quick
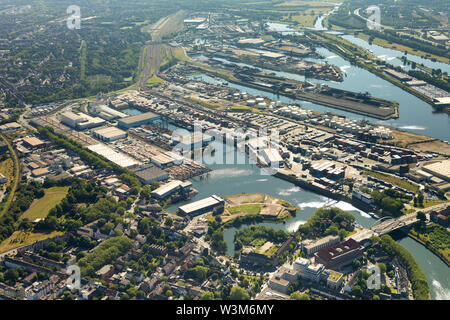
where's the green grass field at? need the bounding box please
[146,75,164,87]
[21,186,69,221]
[0,230,63,253]
[364,170,420,193]
[0,158,13,188]
[227,204,262,215]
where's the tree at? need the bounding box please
[417,192,424,207]
[377,263,387,275]
[62,291,74,300]
[200,291,215,300]
[229,286,249,300]
[290,291,310,300]
[417,211,426,223]
[352,259,361,270]
[165,217,173,227]
[4,269,19,285]
[352,285,363,297]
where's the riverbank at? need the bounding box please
[408,229,450,268]
[191,59,399,120]
[307,32,449,115]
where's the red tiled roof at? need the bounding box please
[316,238,362,262]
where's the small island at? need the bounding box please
[220,193,298,225]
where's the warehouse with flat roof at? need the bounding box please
[134,165,169,184]
[423,160,450,182]
[87,143,139,168]
[92,127,127,142]
[151,179,192,200]
[117,112,160,129]
[178,195,224,216]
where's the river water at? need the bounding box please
[263,18,450,141]
[166,141,449,299]
[195,40,450,141]
[176,15,450,300]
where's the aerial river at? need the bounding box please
[194,31,450,141]
[166,141,450,299]
[263,20,450,141]
[176,14,450,300]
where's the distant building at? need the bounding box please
[60,111,105,130]
[293,257,324,283]
[87,144,139,169]
[178,195,224,217]
[92,127,127,142]
[135,165,169,184]
[117,112,160,129]
[151,180,192,200]
[268,276,289,294]
[303,235,340,256]
[0,122,21,132]
[22,137,45,149]
[237,38,265,47]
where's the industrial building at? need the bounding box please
[22,137,45,149]
[87,143,139,169]
[117,112,161,129]
[60,111,105,130]
[314,239,363,270]
[150,153,175,169]
[302,235,340,256]
[237,38,265,47]
[261,147,284,168]
[178,195,224,216]
[89,104,128,120]
[150,180,192,200]
[134,165,169,184]
[422,160,450,182]
[92,127,127,142]
[172,132,214,151]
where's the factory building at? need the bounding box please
[422,160,450,182]
[172,132,214,151]
[237,38,265,47]
[117,112,161,129]
[60,111,105,130]
[178,195,225,216]
[89,104,128,120]
[150,180,192,200]
[261,147,284,168]
[92,127,127,142]
[150,153,175,169]
[134,165,169,184]
[22,137,45,149]
[87,143,139,169]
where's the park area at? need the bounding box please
[221,193,298,223]
[0,230,63,254]
[21,186,69,222]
